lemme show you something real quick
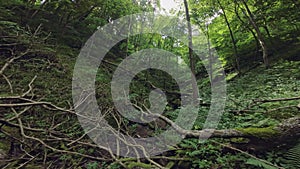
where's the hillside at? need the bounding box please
[0,0,299,168]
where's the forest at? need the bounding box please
[0,0,299,168]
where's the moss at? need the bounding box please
[230,138,250,143]
[237,127,279,139]
[126,162,153,169]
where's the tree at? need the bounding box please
[234,3,260,59]
[217,0,240,72]
[238,0,270,68]
[183,0,199,102]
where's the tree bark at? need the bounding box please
[217,0,240,72]
[183,0,199,102]
[157,112,300,141]
[206,24,213,81]
[234,3,260,61]
[240,0,269,68]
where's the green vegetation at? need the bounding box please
[237,127,278,139]
[0,0,299,168]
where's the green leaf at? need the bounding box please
[246,158,278,169]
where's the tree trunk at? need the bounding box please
[217,0,240,72]
[183,0,199,102]
[157,112,300,141]
[188,117,300,140]
[206,24,213,81]
[240,0,269,68]
[234,2,260,63]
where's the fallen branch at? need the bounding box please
[253,96,300,103]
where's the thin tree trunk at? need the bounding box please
[217,0,240,72]
[234,2,260,62]
[183,0,199,102]
[262,18,278,54]
[241,0,269,68]
[206,24,213,81]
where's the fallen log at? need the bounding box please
[156,113,300,140]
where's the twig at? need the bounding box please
[22,75,37,97]
[0,49,30,75]
[16,154,39,169]
[2,74,13,93]
[254,97,300,103]
[266,105,298,113]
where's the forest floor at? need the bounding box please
[0,44,299,168]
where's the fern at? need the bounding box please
[282,142,300,169]
[246,158,278,169]
[180,139,198,149]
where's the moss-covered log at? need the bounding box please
[180,117,300,152]
[165,116,300,140]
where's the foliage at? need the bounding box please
[246,158,278,169]
[190,0,300,69]
[281,142,300,169]
[0,0,299,168]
